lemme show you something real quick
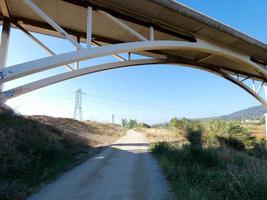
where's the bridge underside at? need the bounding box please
[0,0,266,110]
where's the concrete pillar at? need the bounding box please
[264,84,267,142]
[0,18,11,91]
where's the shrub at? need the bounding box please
[169,117,194,131]
[169,117,179,129]
[227,123,256,149]
[204,120,257,150]
[182,145,220,168]
[216,136,245,151]
[121,118,128,127]
[128,119,138,129]
[151,142,267,200]
[152,142,172,155]
[204,120,229,146]
[168,118,267,158]
[168,118,204,145]
[184,122,203,146]
[248,139,267,159]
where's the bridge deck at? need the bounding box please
[1,0,267,78]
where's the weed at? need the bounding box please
[151,142,267,200]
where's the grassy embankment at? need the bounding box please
[0,109,125,200]
[140,119,267,200]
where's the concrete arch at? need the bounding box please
[0,39,266,84]
[2,58,266,108]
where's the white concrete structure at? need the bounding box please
[0,0,267,138]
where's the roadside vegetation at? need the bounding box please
[122,118,150,129]
[241,119,265,139]
[0,109,125,200]
[141,118,267,200]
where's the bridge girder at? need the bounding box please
[0,0,266,109]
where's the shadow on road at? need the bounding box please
[27,131,173,200]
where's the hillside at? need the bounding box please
[151,105,267,128]
[220,105,267,120]
[0,110,125,200]
[30,115,124,147]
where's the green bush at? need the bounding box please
[169,117,179,129]
[227,123,256,149]
[204,120,229,146]
[156,118,267,199]
[248,139,267,159]
[216,136,245,151]
[170,119,262,153]
[128,119,138,129]
[207,120,262,154]
[169,118,204,146]
[182,145,220,168]
[168,118,267,154]
[151,142,267,200]
[184,122,203,146]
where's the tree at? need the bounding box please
[128,119,138,129]
[121,118,128,127]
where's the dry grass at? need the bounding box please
[30,116,125,147]
[137,127,185,143]
[242,124,265,139]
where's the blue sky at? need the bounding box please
[4,0,267,124]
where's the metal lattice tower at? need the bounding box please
[73,88,83,121]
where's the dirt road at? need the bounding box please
[27,130,173,200]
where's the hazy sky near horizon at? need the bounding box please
[3,0,267,124]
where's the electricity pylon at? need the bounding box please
[73,88,83,121]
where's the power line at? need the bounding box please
[10,89,202,113]
[82,92,180,111]
[14,90,180,112]
[15,89,183,111]
[28,90,177,111]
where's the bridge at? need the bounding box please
[0,0,267,131]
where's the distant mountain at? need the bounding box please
[153,105,267,126]
[220,105,267,120]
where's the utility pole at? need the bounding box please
[112,114,114,124]
[73,88,83,121]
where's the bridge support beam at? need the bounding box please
[0,18,11,92]
[264,84,267,142]
[13,22,74,71]
[86,6,92,49]
[23,0,84,50]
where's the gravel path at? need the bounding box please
[27,130,173,200]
